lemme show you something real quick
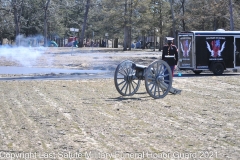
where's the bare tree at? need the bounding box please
[170,0,176,40]
[43,0,50,46]
[229,0,234,30]
[1,0,240,47]
[180,0,186,31]
[79,0,91,47]
[123,0,129,51]
[156,0,169,50]
[158,0,163,50]
[12,0,24,45]
[127,0,133,51]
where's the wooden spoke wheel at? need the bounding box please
[114,60,141,96]
[144,60,172,99]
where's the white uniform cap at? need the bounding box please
[166,37,174,41]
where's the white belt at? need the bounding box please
[165,55,175,58]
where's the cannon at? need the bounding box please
[114,60,181,99]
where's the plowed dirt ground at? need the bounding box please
[0,48,239,160]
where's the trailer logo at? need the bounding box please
[206,40,226,57]
[180,40,191,57]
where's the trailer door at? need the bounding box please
[178,33,194,69]
[235,37,240,67]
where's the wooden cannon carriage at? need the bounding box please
[114,60,181,99]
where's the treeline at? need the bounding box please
[0,0,239,49]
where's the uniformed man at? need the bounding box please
[162,37,178,84]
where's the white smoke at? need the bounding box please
[0,35,47,67]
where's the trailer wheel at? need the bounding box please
[193,70,202,74]
[212,63,224,75]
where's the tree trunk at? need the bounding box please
[114,38,118,48]
[170,0,176,40]
[229,0,234,31]
[12,0,24,46]
[153,0,156,51]
[79,0,90,47]
[128,0,132,51]
[213,15,217,30]
[181,0,186,31]
[44,0,50,47]
[159,0,163,50]
[128,27,132,50]
[123,0,128,51]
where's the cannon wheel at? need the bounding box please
[114,60,141,96]
[145,60,172,99]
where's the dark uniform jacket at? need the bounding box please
[162,44,178,66]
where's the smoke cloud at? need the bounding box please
[0,35,47,67]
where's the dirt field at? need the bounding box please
[0,47,239,160]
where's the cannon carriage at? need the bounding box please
[114,60,181,99]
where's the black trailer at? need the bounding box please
[178,30,240,75]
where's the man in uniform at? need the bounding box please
[162,37,178,84]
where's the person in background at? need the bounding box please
[162,37,178,84]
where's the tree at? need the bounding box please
[127,0,133,51]
[42,0,50,46]
[79,0,91,47]
[185,0,228,31]
[0,0,240,47]
[179,0,186,31]
[170,0,176,40]
[123,0,129,51]
[0,1,14,40]
[12,0,24,45]
[229,0,234,30]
